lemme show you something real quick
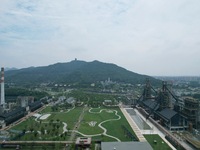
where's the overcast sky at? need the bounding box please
[0,0,200,76]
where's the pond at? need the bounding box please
[126,108,151,130]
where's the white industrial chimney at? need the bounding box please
[1,67,5,108]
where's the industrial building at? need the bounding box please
[0,67,43,129]
[181,97,200,129]
[0,100,43,129]
[154,108,186,131]
[17,96,34,107]
[101,142,153,150]
[138,79,199,131]
[0,107,26,128]
[28,100,42,112]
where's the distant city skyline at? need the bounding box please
[0,0,200,76]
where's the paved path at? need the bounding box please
[62,122,68,133]
[98,110,121,141]
[69,106,87,141]
[120,105,146,142]
[0,141,73,144]
[89,108,106,113]
[133,108,176,149]
[69,108,121,141]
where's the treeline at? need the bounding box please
[5,88,49,101]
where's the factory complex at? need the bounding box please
[138,79,200,131]
[0,67,43,129]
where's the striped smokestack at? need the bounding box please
[1,67,5,107]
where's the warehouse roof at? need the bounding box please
[28,100,41,107]
[158,108,177,121]
[0,107,25,118]
[101,142,153,150]
[143,99,159,110]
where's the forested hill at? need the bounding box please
[5,60,160,85]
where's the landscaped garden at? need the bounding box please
[10,105,83,141]
[9,104,137,142]
[78,106,137,142]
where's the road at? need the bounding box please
[0,141,73,144]
[68,105,88,141]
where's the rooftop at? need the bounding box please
[75,137,91,145]
[143,99,159,110]
[101,142,153,150]
[158,108,177,121]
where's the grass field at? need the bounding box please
[99,107,137,141]
[79,107,137,141]
[144,134,172,150]
[10,106,83,141]
[7,104,176,150]
[9,105,137,142]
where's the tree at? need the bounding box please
[49,119,54,125]
[41,127,45,135]
[34,131,38,137]
[46,130,50,135]
[64,131,68,137]
[29,126,34,132]
[23,128,26,134]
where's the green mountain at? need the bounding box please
[5,60,160,85]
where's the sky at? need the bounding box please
[0,0,200,76]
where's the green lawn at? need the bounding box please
[40,106,52,113]
[102,107,137,141]
[79,107,137,142]
[144,134,172,150]
[9,105,137,142]
[45,107,83,129]
[10,106,83,141]
[79,110,105,134]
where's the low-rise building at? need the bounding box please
[101,142,153,150]
[0,107,26,128]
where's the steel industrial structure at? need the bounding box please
[138,78,200,130]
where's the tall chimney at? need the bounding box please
[1,67,5,107]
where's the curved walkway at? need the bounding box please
[74,108,121,141]
[98,110,121,141]
[62,122,68,133]
[89,108,107,114]
[32,106,121,141]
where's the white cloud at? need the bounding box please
[0,0,200,76]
